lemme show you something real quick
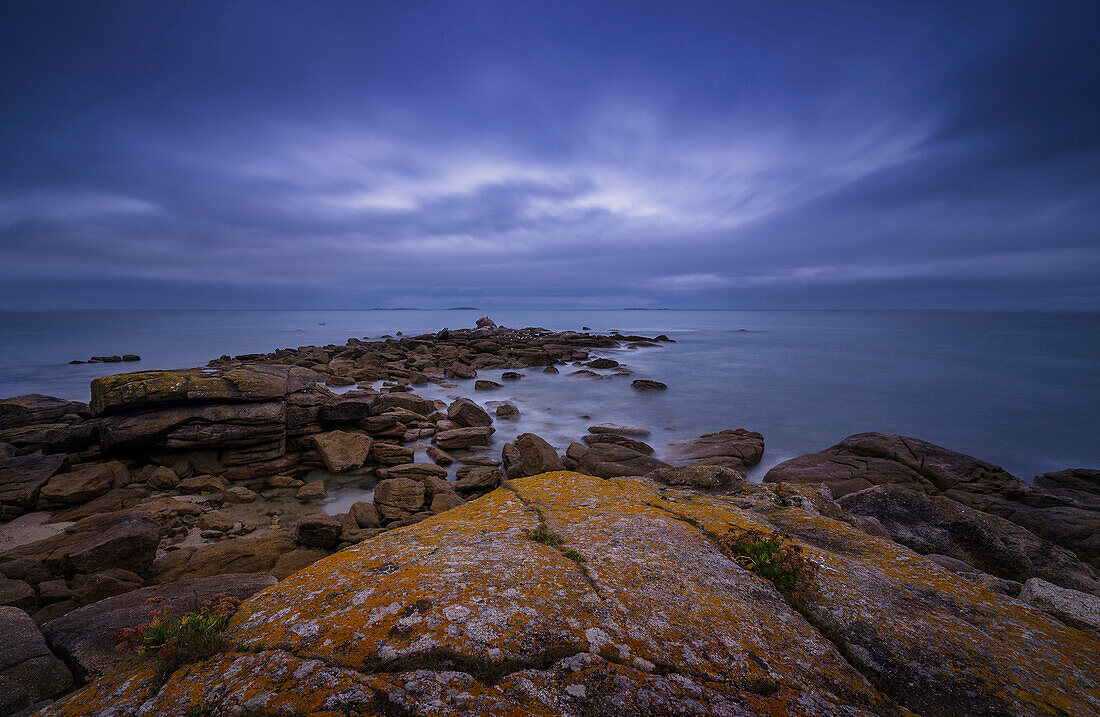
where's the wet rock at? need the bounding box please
[582,432,654,455]
[501,442,522,479]
[494,402,520,420]
[296,514,342,549]
[312,430,373,473]
[318,393,380,422]
[379,393,436,417]
[433,426,495,450]
[577,443,669,478]
[425,446,454,466]
[382,462,448,482]
[588,423,651,437]
[430,492,465,514]
[475,316,496,329]
[647,465,744,489]
[631,379,667,391]
[40,573,275,682]
[295,480,327,502]
[586,358,619,369]
[542,365,559,374]
[349,501,380,529]
[514,433,565,476]
[838,484,1100,594]
[370,441,414,465]
[669,428,765,471]
[0,606,72,714]
[1017,578,1100,631]
[474,379,502,391]
[373,478,425,520]
[446,398,492,427]
[454,466,502,497]
[501,371,522,381]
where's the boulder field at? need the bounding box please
[35,472,1100,716]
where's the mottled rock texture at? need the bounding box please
[765,432,1100,568]
[39,473,1100,717]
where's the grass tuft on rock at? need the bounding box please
[116,594,242,679]
[718,528,806,591]
[530,524,564,547]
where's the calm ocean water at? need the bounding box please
[1,309,1097,482]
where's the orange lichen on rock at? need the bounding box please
[38,472,1100,716]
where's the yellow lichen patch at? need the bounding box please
[225,487,602,670]
[36,662,162,717]
[659,487,1100,716]
[510,472,884,708]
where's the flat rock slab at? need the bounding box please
[41,472,1100,716]
[41,573,276,681]
[0,395,88,429]
[0,606,73,714]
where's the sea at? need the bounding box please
[1,309,1097,484]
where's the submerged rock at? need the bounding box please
[41,472,1100,716]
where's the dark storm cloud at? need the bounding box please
[0,1,1096,308]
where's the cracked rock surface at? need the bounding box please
[37,472,1100,716]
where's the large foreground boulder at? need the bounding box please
[40,472,1100,716]
[0,606,72,714]
[839,484,1100,594]
[40,573,276,682]
[514,433,565,476]
[765,432,1100,568]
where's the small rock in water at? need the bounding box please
[632,379,667,391]
[542,365,559,374]
[588,423,651,437]
[501,371,522,381]
[495,403,520,420]
[474,379,502,391]
[122,354,141,362]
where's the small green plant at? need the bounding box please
[718,528,806,591]
[530,524,563,547]
[562,549,586,563]
[185,706,214,717]
[116,594,242,678]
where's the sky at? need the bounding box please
[0,1,1098,310]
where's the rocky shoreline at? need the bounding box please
[0,319,1098,715]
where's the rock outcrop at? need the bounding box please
[838,483,1100,594]
[39,473,1100,716]
[765,432,1100,568]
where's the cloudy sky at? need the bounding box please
[1,1,1097,309]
